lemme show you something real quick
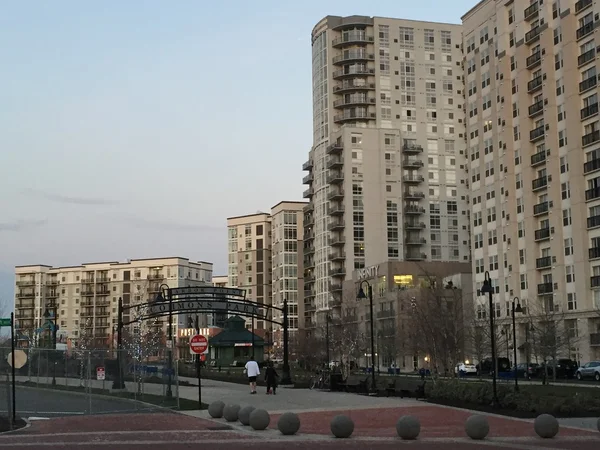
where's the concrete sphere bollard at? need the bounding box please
[465,415,490,440]
[208,400,225,419]
[277,412,301,435]
[534,414,559,439]
[238,405,256,426]
[249,409,271,431]
[396,415,421,440]
[223,404,241,422]
[597,417,600,433]
[330,415,354,438]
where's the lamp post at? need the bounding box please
[511,297,523,392]
[156,284,173,398]
[43,306,58,386]
[357,280,376,393]
[480,271,498,405]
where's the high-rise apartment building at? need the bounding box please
[14,257,213,357]
[227,201,306,351]
[304,16,471,320]
[462,0,600,362]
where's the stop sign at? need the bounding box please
[190,335,208,354]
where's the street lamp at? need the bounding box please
[155,284,173,398]
[357,280,376,393]
[480,271,498,406]
[43,306,58,386]
[511,297,523,392]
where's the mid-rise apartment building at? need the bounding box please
[303,16,471,322]
[14,257,212,357]
[463,0,600,362]
[227,201,306,351]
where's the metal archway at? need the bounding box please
[113,285,292,392]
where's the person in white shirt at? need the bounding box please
[244,357,260,394]
[458,363,467,378]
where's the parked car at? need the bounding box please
[514,362,541,379]
[476,357,511,375]
[454,362,477,375]
[541,359,578,379]
[575,361,600,381]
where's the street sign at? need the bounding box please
[0,318,11,327]
[166,339,173,349]
[96,367,105,380]
[189,335,208,354]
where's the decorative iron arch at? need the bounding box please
[113,285,292,391]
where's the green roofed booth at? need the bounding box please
[209,316,265,367]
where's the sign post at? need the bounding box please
[96,367,106,380]
[9,314,15,425]
[189,334,208,409]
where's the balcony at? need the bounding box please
[16,280,35,287]
[405,236,426,245]
[327,220,345,231]
[590,247,600,259]
[332,33,375,48]
[377,309,396,319]
[585,186,600,201]
[406,252,427,261]
[592,275,600,288]
[529,125,545,142]
[537,283,554,295]
[305,274,315,284]
[588,214,600,229]
[524,2,539,21]
[326,171,344,184]
[329,251,346,261]
[96,289,110,296]
[46,291,59,298]
[403,159,424,169]
[304,258,315,270]
[303,203,314,214]
[405,205,426,215]
[326,142,343,154]
[581,103,599,120]
[333,110,376,123]
[576,0,593,14]
[578,48,596,67]
[15,299,34,308]
[528,100,544,117]
[304,303,316,312]
[333,81,376,95]
[329,283,343,293]
[525,26,541,44]
[327,205,345,216]
[583,130,600,147]
[534,227,551,241]
[302,173,314,184]
[526,51,541,69]
[533,201,549,216]
[402,175,424,184]
[16,292,34,299]
[591,333,600,346]
[532,175,548,191]
[579,76,597,93]
[527,75,543,93]
[332,67,375,80]
[535,256,552,269]
[303,188,314,199]
[326,156,343,169]
[333,96,376,108]
[530,150,547,166]
[81,278,95,284]
[332,51,375,65]
[46,280,59,286]
[329,266,346,277]
[329,237,346,246]
[402,142,423,154]
[404,191,425,200]
[304,246,315,256]
[304,215,314,227]
[327,189,344,200]
[405,221,426,230]
[584,157,600,174]
[302,159,313,171]
[82,289,95,296]
[577,21,595,40]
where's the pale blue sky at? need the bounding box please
[0,0,474,292]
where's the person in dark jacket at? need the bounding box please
[265,361,279,395]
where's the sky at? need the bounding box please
[0,0,475,306]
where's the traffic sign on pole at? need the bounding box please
[189,335,208,354]
[0,318,11,327]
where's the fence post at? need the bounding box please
[87,351,92,415]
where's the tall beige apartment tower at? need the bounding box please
[227,202,306,350]
[303,16,471,322]
[463,0,600,362]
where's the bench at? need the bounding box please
[343,374,370,394]
[386,378,426,399]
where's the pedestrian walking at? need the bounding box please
[265,361,278,395]
[244,356,260,394]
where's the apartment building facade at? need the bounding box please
[463,0,600,362]
[14,257,213,357]
[303,15,471,324]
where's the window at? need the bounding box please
[561,182,570,199]
[566,265,575,283]
[488,229,498,245]
[563,208,572,226]
[564,238,573,256]
[560,156,568,173]
[520,274,527,290]
[567,293,577,311]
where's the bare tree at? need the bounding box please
[73,317,94,385]
[329,318,366,377]
[295,328,325,371]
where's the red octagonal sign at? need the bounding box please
[190,335,208,354]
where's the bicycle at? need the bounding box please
[309,370,331,390]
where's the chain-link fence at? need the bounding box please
[0,346,182,418]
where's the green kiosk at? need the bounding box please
[209,316,265,366]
